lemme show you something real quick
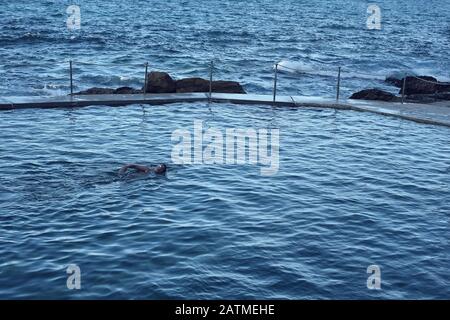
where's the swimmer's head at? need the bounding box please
[154,163,167,174]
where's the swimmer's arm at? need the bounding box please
[119,164,151,174]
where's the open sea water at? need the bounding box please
[0,0,449,299]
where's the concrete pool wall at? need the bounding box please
[1,93,449,128]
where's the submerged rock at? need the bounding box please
[75,87,115,95]
[75,87,142,95]
[349,89,398,101]
[114,87,142,94]
[143,71,176,93]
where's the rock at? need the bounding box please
[385,75,438,89]
[349,88,397,101]
[176,78,246,94]
[176,78,210,93]
[212,80,246,94]
[76,87,142,95]
[398,76,450,95]
[435,93,450,100]
[143,71,176,93]
[385,76,403,88]
[407,93,450,103]
[76,71,246,95]
[114,87,142,94]
[386,75,450,94]
[75,87,115,95]
[405,94,439,103]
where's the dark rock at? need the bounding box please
[385,76,403,88]
[175,78,246,94]
[176,78,210,93]
[144,71,176,93]
[399,76,440,95]
[386,75,450,95]
[76,87,143,95]
[75,87,115,95]
[114,87,142,94]
[385,75,439,89]
[349,88,397,101]
[405,94,439,103]
[435,93,450,100]
[406,76,450,94]
[407,93,450,103]
[76,71,246,95]
[212,80,246,94]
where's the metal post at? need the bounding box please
[144,62,148,95]
[402,76,406,104]
[273,63,278,103]
[336,66,341,102]
[69,60,73,96]
[209,61,213,103]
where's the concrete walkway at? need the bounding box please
[1,93,449,128]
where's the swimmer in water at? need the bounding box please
[118,163,167,177]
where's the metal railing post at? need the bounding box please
[336,66,341,102]
[209,61,213,103]
[144,62,148,95]
[402,76,406,104]
[69,60,73,96]
[273,63,278,103]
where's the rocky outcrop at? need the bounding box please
[385,76,403,88]
[143,71,176,93]
[386,75,450,95]
[76,71,246,95]
[211,81,246,94]
[75,87,142,95]
[349,89,398,101]
[399,76,450,95]
[75,87,115,95]
[350,85,450,103]
[406,93,450,103]
[114,87,142,94]
[176,78,209,93]
[175,78,246,94]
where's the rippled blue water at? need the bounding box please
[0,104,449,299]
[0,0,449,299]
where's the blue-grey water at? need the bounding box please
[0,0,449,299]
[1,0,450,97]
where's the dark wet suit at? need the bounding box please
[118,163,167,178]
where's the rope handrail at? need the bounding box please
[276,63,449,85]
[35,58,450,105]
[276,64,339,74]
[66,61,449,88]
[276,63,379,79]
[273,61,450,104]
[67,60,149,67]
